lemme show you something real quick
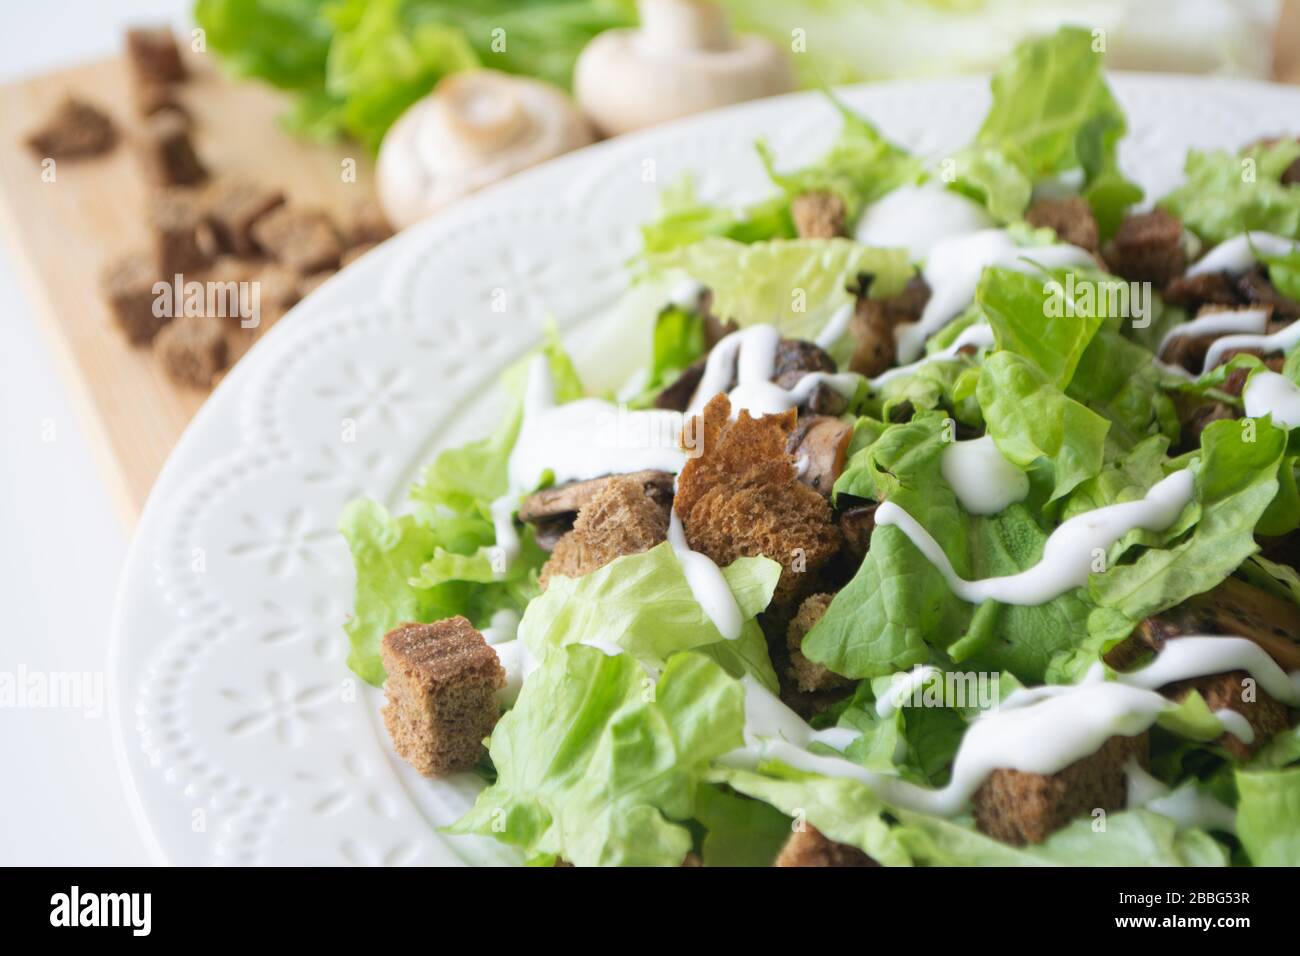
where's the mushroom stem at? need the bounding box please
[638,0,732,53]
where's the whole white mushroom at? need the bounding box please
[575,0,795,137]
[376,70,594,230]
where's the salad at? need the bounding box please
[342,27,1300,867]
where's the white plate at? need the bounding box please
[110,74,1300,866]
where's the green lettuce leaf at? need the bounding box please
[692,785,793,867]
[1235,766,1300,866]
[1160,141,1300,245]
[640,174,794,256]
[649,237,911,344]
[943,145,1033,224]
[519,541,782,690]
[447,647,745,867]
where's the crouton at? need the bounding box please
[791,191,847,239]
[134,110,206,186]
[25,98,117,159]
[125,26,187,84]
[775,825,877,867]
[1102,209,1185,288]
[786,593,851,693]
[538,475,670,589]
[201,179,286,258]
[297,270,336,300]
[674,394,841,604]
[252,207,342,275]
[154,315,228,388]
[342,242,377,268]
[1164,271,1239,312]
[1166,671,1293,761]
[149,189,210,278]
[849,297,895,377]
[1025,196,1100,253]
[101,251,167,344]
[1237,269,1300,319]
[972,733,1148,846]
[380,618,505,777]
[348,198,394,247]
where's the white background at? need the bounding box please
[0,0,190,866]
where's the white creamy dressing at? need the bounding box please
[876,469,1194,606]
[814,301,855,351]
[1201,317,1300,375]
[940,435,1030,515]
[735,676,864,755]
[687,324,859,418]
[668,506,745,641]
[868,322,995,388]
[1186,231,1297,277]
[853,184,995,261]
[666,276,705,310]
[1156,307,1270,357]
[1243,369,1300,428]
[492,639,538,707]
[1124,761,1236,834]
[896,230,1097,363]
[1212,709,1256,745]
[733,637,1297,827]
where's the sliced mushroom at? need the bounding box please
[788,416,852,497]
[1104,576,1300,673]
[517,468,676,522]
[837,503,878,563]
[655,355,707,411]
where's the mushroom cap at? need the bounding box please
[377,70,594,230]
[574,3,795,138]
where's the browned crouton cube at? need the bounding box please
[1165,672,1292,761]
[539,475,670,589]
[25,98,117,159]
[252,207,342,275]
[775,825,877,867]
[342,242,376,268]
[1103,209,1185,288]
[849,297,895,378]
[791,191,847,239]
[296,269,336,300]
[348,199,393,247]
[1025,196,1100,253]
[101,251,166,344]
[786,593,851,693]
[200,179,286,258]
[675,394,841,605]
[134,110,206,186]
[972,733,1148,846]
[125,26,187,84]
[380,618,505,777]
[129,77,186,119]
[154,315,228,388]
[149,189,210,278]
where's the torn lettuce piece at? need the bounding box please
[519,541,782,690]
[640,173,795,256]
[1235,766,1300,866]
[974,26,1141,236]
[341,328,583,685]
[692,784,792,867]
[649,237,912,346]
[447,647,745,867]
[1160,140,1300,245]
[756,93,921,219]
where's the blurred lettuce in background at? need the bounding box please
[194,0,1280,152]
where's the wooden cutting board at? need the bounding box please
[0,50,375,525]
[2,12,1298,527]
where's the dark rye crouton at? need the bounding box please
[201,179,286,257]
[380,618,505,777]
[149,189,210,277]
[675,394,841,605]
[134,110,206,186]
[101,251,167,343]
[972,733,1148,846]
[125,26,187,84]
[1025,196,1100,253]
[775,825,877,867]
[791,191,848,239]
[153,315,228,388]
[786,593,851,693]
[1102,209,1185,288]
[252,206,342,275]
[25,98,117,159]
[539,475,671,589]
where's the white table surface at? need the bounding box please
[0,0,191,867]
